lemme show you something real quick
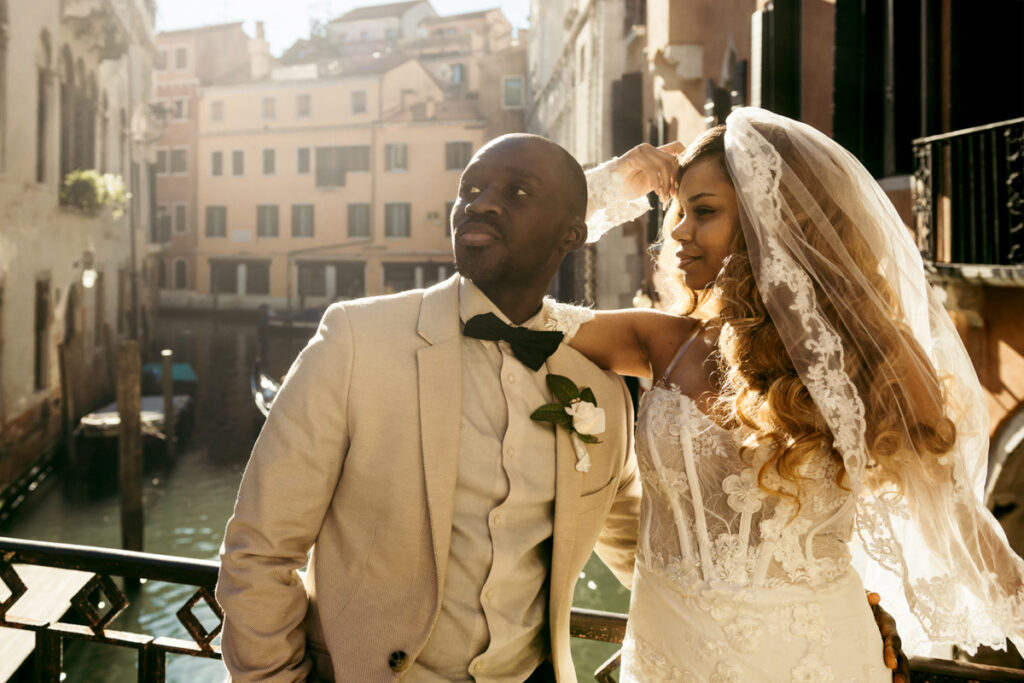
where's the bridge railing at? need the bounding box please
[2,536,1023,682]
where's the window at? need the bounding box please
[445,200,455,236]
[257,205,279,237]
[296,94,311,117]
[292,204,314,237]
[502,77,524,109]
[171,98,188,119]
[315,145,369,187]
[210,100,224,122]
[157,259,168,289]
[174,203,188,234]
[156,206,171,242]
[385,202,411,238]
[351,90,367,114]
[385,28,398,41]
[155,49,168,70]
[174,46,188,70]
[246,261,271,295]
[451,64,464,84]
[210,261,237,294]
[445,142,472,170]
[336,262,366,299]
[261,97,276,120]
[211,150,223,176]
[385,143,407,172]
[206,205,227,237]
[170,148,187,174]
[348,203,370,237]
[34,279,50,391]
[232,150,244,176]
[174,259,188,289]
[263,148,276,175]
[155,149,168,175]
[37,35,50,184]
[297,147,311,174]
[297,262,327,297]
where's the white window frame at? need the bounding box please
[231,149,245,177]
[385,143,408,172]
[173,44,190,72]
[296,146,311,175]
[350,90,367,115]
[173,258,189,290]
[261,96,276,121]
[501,76,525,110]
[210,150,224,178]
[295,93,312,118]
[262,148,276,176]
[169,146,189,175]
[173,202,188,235]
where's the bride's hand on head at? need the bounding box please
[612,141,686,205]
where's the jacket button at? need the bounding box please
[388,650,409,672]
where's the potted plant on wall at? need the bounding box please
[59,170,130,219]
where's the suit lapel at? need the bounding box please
[544,344,588,614]
[416,276,463,591]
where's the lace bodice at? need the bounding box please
[635,386,855,592]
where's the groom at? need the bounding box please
[216,134,642,682]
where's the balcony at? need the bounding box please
[2,537,1023,681]
[912,117,1024,283]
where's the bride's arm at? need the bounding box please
[569,308,695,380]
[585,141,684,242]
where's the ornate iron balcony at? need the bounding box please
[1,536,1023,682]
[912,117,1024,277]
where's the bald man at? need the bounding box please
[217,134,642,682]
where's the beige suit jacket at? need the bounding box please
[216,275,641,682]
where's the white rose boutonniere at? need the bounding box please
[530,374,605,472]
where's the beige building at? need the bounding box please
[159,1,528,311]
[152,22,270,293]
[0,0,157,508]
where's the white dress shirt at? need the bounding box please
[405,278,558,682]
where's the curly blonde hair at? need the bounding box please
[654,125,956,502]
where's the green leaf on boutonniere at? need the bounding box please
[531,403,572,427]
[579,387,597,405]
[546,374,579,405]
[575,432,601,444]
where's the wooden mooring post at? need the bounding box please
[161,349,175,462]
[117,340,143,558]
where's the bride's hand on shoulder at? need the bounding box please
[610,141,686,205]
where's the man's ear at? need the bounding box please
[562,218,588,253]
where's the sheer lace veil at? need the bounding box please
[722,107,1024,654]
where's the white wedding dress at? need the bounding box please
[579,108,1024,680]
[618,337,890,683]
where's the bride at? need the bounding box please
[559,108,1024,680]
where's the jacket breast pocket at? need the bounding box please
[577,475,616,514]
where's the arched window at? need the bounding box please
[59,46,73,179]
[36,30,51,183]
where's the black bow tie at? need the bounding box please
[462,313,564,371]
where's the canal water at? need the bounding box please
[1,311,628,682]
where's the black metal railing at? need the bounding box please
[2,536,1024,682]
[912,116,1024,267]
